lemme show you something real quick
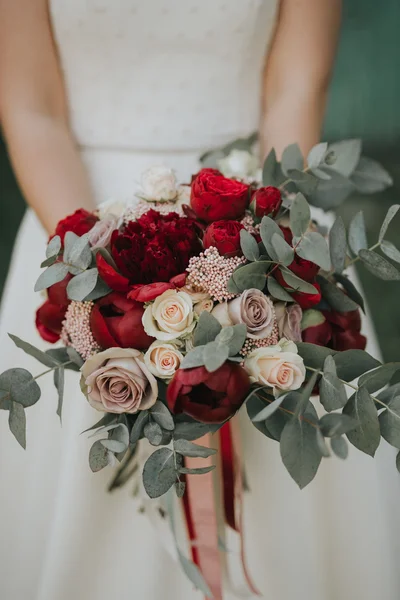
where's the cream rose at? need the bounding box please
[194,298,214,316]
[142,289,195,341]
[96,198,127,221]
[139,166,178,201]
[81,348,158,414]
[274,302,303,342]
[144,342,183,379]
[218,149,259,180]
[181,286,210,304]
[88,215,119,249]
[212,289,275,339]
[244,339,306,393]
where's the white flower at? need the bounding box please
[97,198,127,221]
[144,342,183,379]
[194,298,214,316]
[244,339,306,394]
[142,289,195,341]
[139,166,178,202]
[88,215,119,249]
[218,150,259,180]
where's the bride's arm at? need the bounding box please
[0,0,95,234]
[261,0,342,158]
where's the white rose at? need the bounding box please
[218,150,259,180]
[194,298,214,316]
[142,289,195,341]
[144,342,183,379]
[244,341,306,393]
[97,198,127,221]
[211,302,234,327]
[139,166,178,202]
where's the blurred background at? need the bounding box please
[0,0,399,362]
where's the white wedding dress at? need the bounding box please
[1,2,400,599]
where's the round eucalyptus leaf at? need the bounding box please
[296,232,331,271]
[34,262,69,292]
[142,447,177,499]
[144,421,164,446]
[8,401,26,449]
[46,235,61,259]
[150,400,175,431]
[290,193,311,238]
[281,143,303,176]
[66,268,99,301]
[378,396,400,449]
[0,368,41,407]
[280,418,322,489]
[240,229,260,262]
[343,387,380,456]
[203,341,229,372]
[331,436,348,460]
[351,157,393,194]
[89,440,110,472]
[307,142,328,169]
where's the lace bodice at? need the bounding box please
[50,0,278,153]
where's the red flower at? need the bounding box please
[96,253,130,293]
[291,283,322,310]
[170,273,187,288]
[167,363,250,424]
[90,292,154,350]
[191,169,250,222]
[111,210,202,284]
[53,209,99,243]
[203,220,244,257]
[251,186,282,218]
[128,282,174,303]
[279,227,320,283]
[302,308,366,351]
[35,274,72,343]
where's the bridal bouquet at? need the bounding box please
[2,137,400,597]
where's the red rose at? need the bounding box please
[251,186,282,218]
[191,169,250,222]
[90,292,154,350]
[53,209,99,243]
[302,308,366,351]
[167,363,250,424]
[203,220,244,257]
[128,282,174,303]
[111,210,202,284]
[35,274,72,343]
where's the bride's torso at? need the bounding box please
[49,0,278,200]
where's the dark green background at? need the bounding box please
[1,1,400,360]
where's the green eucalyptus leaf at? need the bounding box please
[67,347,84,368]
[343,387,380,456]
[359,363,400,393]
[319,413,357,437]
[309,168,354,210]
[348,211,368,255]
[279,267,318,294]
[381,240,400,264]
[325,139,361,177]
[377,382,400,406]
[216,324,247,357]
[319,355,348,411]
[260,216,284,258]
[54,367,64,421]
[379,396,400,449]
[45,347,80,371]
[296,342,336,370]
[34,262,69,293]
[82,413,117,434]
[281,143,303,176]
[181,346,206,369]
[175,481,186,498]
[318,276,359,313]
[46,235,61,259]
[142,447,177,499]
[331,436,348,459]
[9,401,26,449]
[334,349,380,382]
[66,268,99,301]
[179,465,216,475]
[173,420,213,441]
[130,411,150,445]
[8,334,59,369]
[301,309,326,331]
[100,438,127,453]
[315,428,330,457]
[193,311,221,346]
[351,157,393,194]
[0,368,41,407]
[289,170,318,196]
[89,439,110,472]
[150,400,175,431]
[174,439,217,458]
[329,216,347,274]
[296,232,331,271]
[262,148,282,187]
[64,233,92,274]
[267,276,294,302]
[144,421,164,446]
[333,274,365,312]
[84,276,112,301]
[290,193,311,238]
[251,395,286,422]
[307,142,328,169]
[240,229,260,262]
[203,341,229,372]
[40,256,57,269]
[379,204,400,242]
[294,373,319,418]
[271,233,294,266]
[280,417,322,489]
[359,249,400,281]
[228,261,269,293]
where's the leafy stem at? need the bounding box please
[1,360,73,404]
[254,392,319,430]
[327,241,381,278]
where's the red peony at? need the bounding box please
[191,169,250,222]
[251,186,282,218]
[90,292,154,350]
[167,363,250,424]
[36,275,72,343]
[302,308,366,351]
[53,209,99,243]
[203,220,244,257]
[128,282,174,303]
[111,210,202,285]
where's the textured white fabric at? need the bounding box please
[1,1,400,599]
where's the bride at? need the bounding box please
[1,1,399,599]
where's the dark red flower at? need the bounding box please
[111,210,202,285]
[96,253,130,293]
[291,283,322,310]
[167,363,250,424]
[35,274,72,343]
[278,227,320,283]
[251,186,282,218]
[191,169,250,222]
[53,209,99,243]
[302,308,366,351]
[203,220,244,257]
[90,292,154,350]
[128,282,174,303]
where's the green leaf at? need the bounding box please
[334,349,381,382]
[296,232,331,271]
[82,413,117,434]
[228,261,269,293]
[46,235,61,259]
[325,139,362,177]
[130,411,149,445]
[348,211,368,256]
[279,267,318,294]
[296,342,336,371]
[307,142,328,169]
[315,428,331,457]
[267,276,294,302]
[100,438,127,453]
[329,216,347,274]
[45,348,80,371]
[378,396,400,449]
[319,413,357,437]
[381,240,400,264]
[34,262,69,292]
[359,249,400,281]
[343,387,380,456]
[319,355,348,411]
[262,148,280,186]
[8,334,59,369]
[240,229,260,262]
[377,382,400,405]
[143,421,164,446]
[66,268,99,301]
[63,232,92,274]
[174,439,217,458]
[281,143,303,176]
[251,395,286,422]
[310,168,354,210]
[89,439,110,472]
[280,417,322,489]
[67,347,84,368]
[290,193,311,238]
[54,367,64,421]
[294,373,319,418]
[9,401,26,449]
[396,452,400,474]
[84,277,112,301]
[179,465,216,475]
[260,216,284,257]
[351,156,393,194]
[173,421,213,441]
[175,481,186,498]
[379,204,400,242]
[142,447,177,498]
[181,346,206,369]
[40,256,57,269]
[0,368,41,407]
[301,309,326,331]
[193,311,221,347]
[318,276,359,313]
[331,436,348,459]
[150,400,175,431]
[215,324,247,356]
[333,273,365,312]
[246,392,279,440]
[358,363,400,393]
[289,170,318,195]
[271,233,294,266]
[203,341,229,372]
